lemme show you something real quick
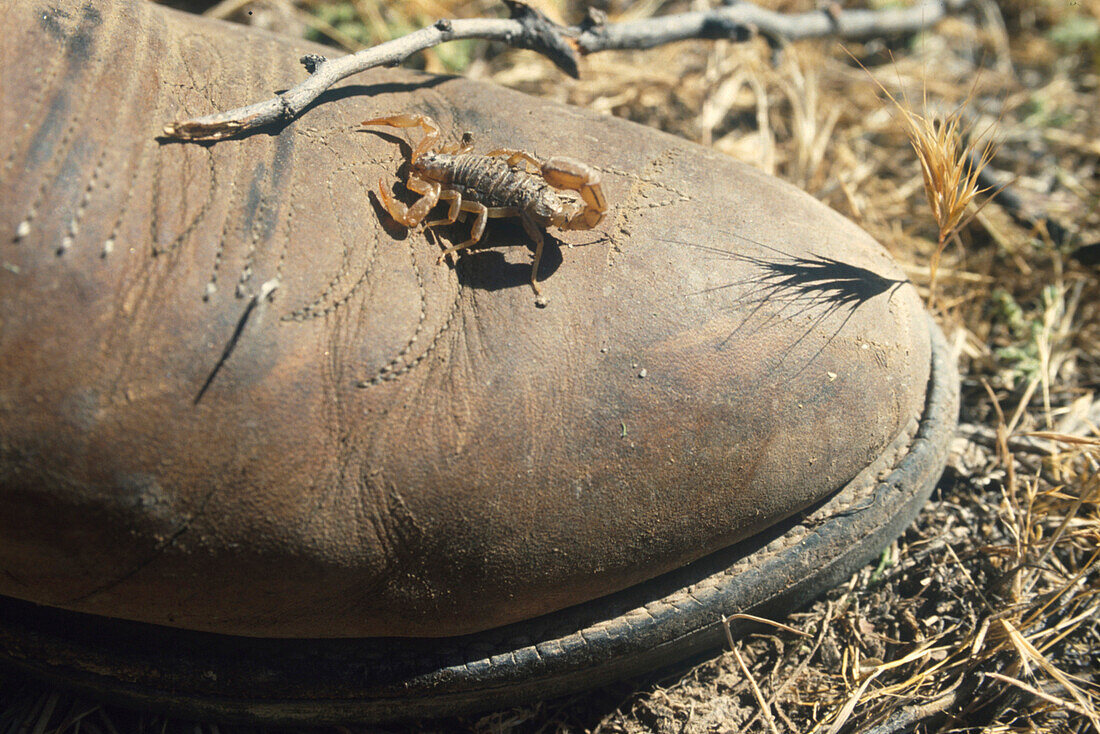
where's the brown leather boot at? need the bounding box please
[0,0,957,723]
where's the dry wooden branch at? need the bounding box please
[163,0,973,142]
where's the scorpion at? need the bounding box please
[362,113,607,300]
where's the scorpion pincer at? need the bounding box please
[362,113,607,301]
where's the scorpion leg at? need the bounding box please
[520,215,546,296]
[436,203,517,264]
[437,201,489,265]
[376,174,441,228]
[487,148,542,174]
[361,113,442,163]
[425,189,462,228]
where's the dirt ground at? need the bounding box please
[2,0,1098,731]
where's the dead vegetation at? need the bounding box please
[3,0,1098,731]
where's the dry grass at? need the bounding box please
[4,0,1099,731]
[844,48,1004,307]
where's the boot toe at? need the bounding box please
[0,0,957,722]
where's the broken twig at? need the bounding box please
[163,0,973,142]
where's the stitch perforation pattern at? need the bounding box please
[236,194,271,297]
[151,146,218,259]
[142,39,226,265]
[102,113,162,259]
[356,255,464,388]
[282,172,380,321]
[58,4,161,258]
[264,132,464,389]
[203,151,245,301]
[13,2,125,245]
[376,234,429,375]
[59,148,106,255]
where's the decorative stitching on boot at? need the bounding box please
[13,3,123,245]
[356,267,464,388]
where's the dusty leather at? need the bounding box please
[0,0,931,638]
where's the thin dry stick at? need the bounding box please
[1000,620,1100,730]
[742,603,836,733]
[724,612,813,638]
[855,688,962,734]
[733,647,781,734]
[814,642,945,734]
[985,672,1099,721]
[723,615,780,734]
[163,0,974,141]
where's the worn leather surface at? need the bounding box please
[0,0,931,638]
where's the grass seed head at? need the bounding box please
[846,48,1003,304]
[900,102,1000,295]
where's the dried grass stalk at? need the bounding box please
[847,50,1003,306]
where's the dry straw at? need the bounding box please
[847,49,1004,307]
